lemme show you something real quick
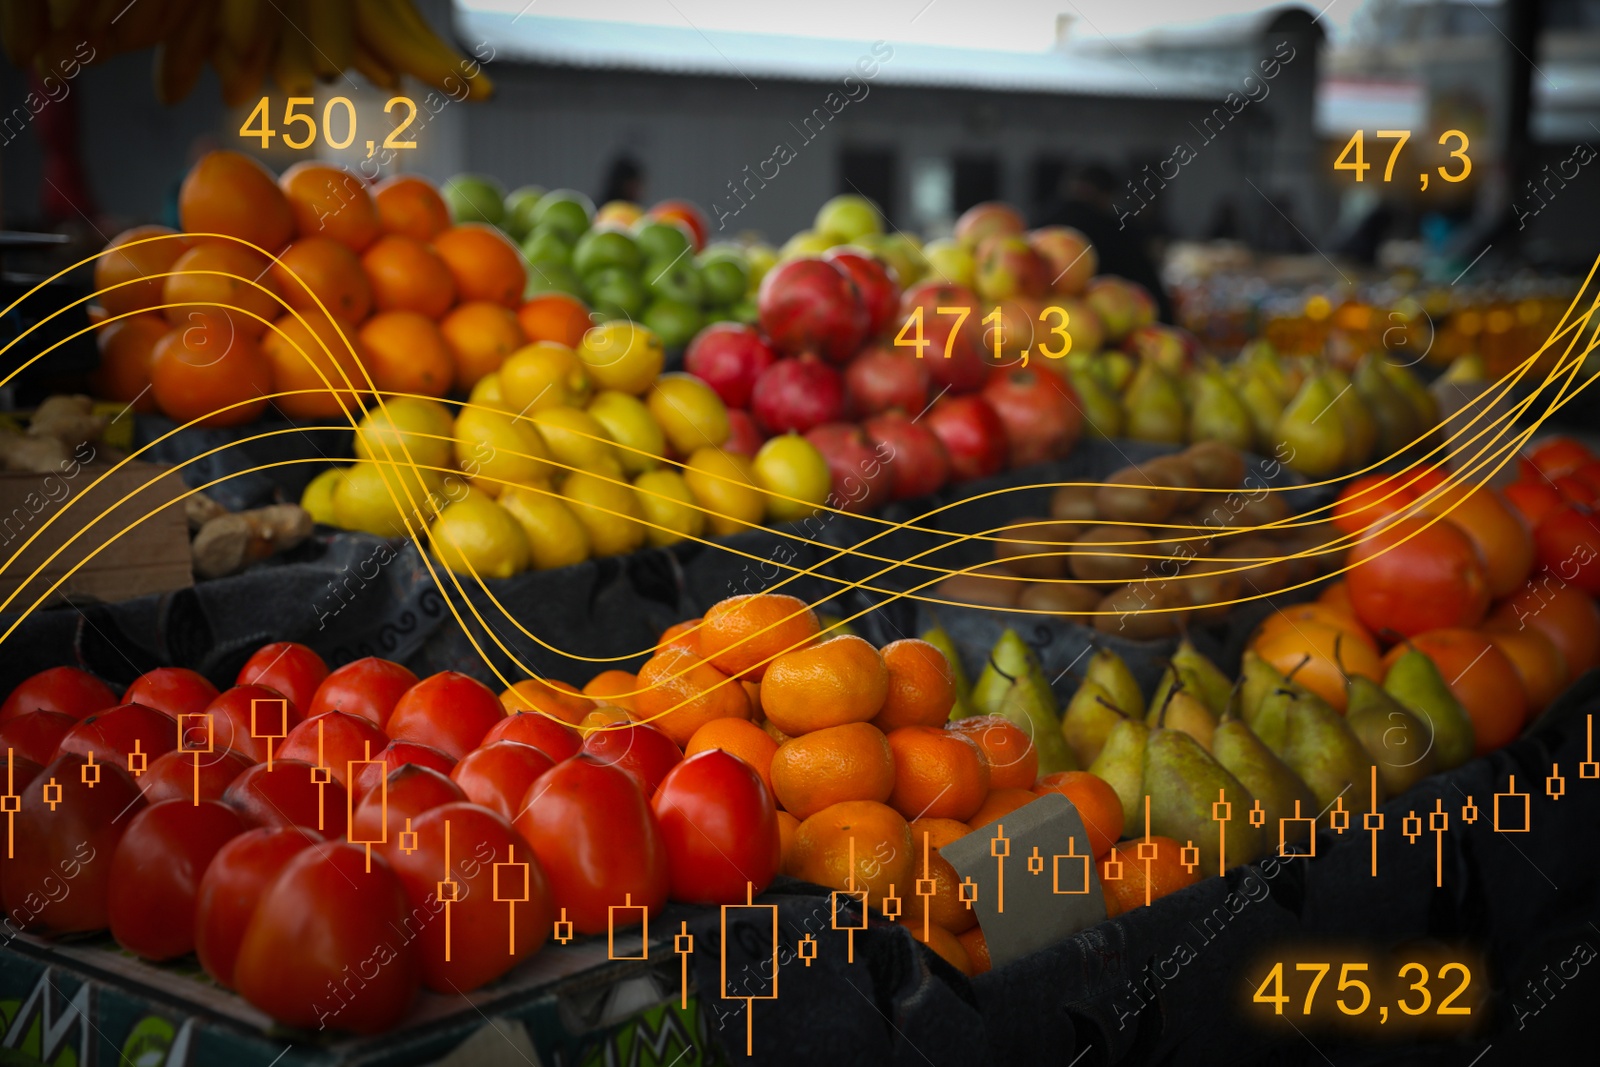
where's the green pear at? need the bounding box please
[1147,684,1217,751]
[1279,688,1380,813]
[1172,638,1234,717]
[1123,362,1188,444]
[1383,648,1475,770]
[1143,726,1265,873]
[1377,359,1440,432]
[1061,682,1126,767]
[921,626,977,720]
[1353,354,1420,460]
[1274,375,1348,478]
[1187,368,1256,451]
[1066,367,1126,439]
[972,629,1076,773]
[1235,651,1290,728]
[1252,684,1298,753]
[1345,675,1439,796]
[1212,705,1317,851]
[1237,371,1286,445]
[1088,714,1149,831]
[1083,646,1144,720]
[1325,369,1377,469]
[1099,350,1137,393]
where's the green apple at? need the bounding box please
[728,296,759,324]
[442,174,505,225]
[698,250,749,306]
[744,243,778,290]
[573,228,642,278]
[504,185,547,240]
[523,261,585,301]
[531,190,595,241]
[520,227,572,267]
[780,229,834,259]
[586,267,647,319]
[642,299,703,350]
[814,194,882,243]
[635,221,693,265]
[923,237,975,288]
[646,257,704,305]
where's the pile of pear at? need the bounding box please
[1060,340,1440,479]
[1062,637,1476,873]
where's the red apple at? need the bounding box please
[1028,227,1097,296]
[898,282,988,394]
[981,367,1083,468]
[977,298,1046,369]
[974,235,1049,303]
[804,422,895,514]
[683,323,776,409]
[824,248,901,339]
[864,412,950,500]
[1054,298,1104,354]
[924,395,1007,482]
[1123,324,1195,374]
[723,408,765,456]
[646,200,708,251]
[1086,276,1155,343]
[843,343,930,418]
[750,356,845,435]
[953,202,1025,251]
[757,258,869,364]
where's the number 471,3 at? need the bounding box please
[894,305,1072,369]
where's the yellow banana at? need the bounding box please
[351,37,398,90]
[1,0,47,67]
[212,37,271,108]
[219,0,264,55]
[153,0,213,104]
[47,0,83,32]
[271,0,315,95]
[112,0,177,51]
[305,0,354,79]
[354,0,491,99]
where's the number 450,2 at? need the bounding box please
[239,96,418,153]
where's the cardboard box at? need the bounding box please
[0,458,191,609]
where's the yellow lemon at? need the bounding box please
[633,469,705,547]
[353,397,455,472]
[452,406,553,494]
[646,372,729,456]
[587,390,665,475]
[561,470,645,557]
[683,447,764,536]
[753,434,831,522]
[428,490,530,579]
[530,406,621,477]
[500,486,592,570]
[578,321,664,395]
[300,466,345,526]
[332,460,445,538]
[468,371,507,412]
[500,342,592,414]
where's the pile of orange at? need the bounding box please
[90,150,594,429]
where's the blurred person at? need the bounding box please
[1041,163,1172,321]
[601,155,644,205]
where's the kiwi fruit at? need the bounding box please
[1069,524,1156,584]
[1050,484,1101,523]
[1208,534,1292,594]
[992,518,1079,580]
[1017,582,1101,622]
[1141,455,1203,511]
[1176,559,1244,621]
[1231,492,1292,535]
[1182,440,1246,489]
[1093,466,1178,525]
[1093,582,1185,640]
[936,572,1022,609]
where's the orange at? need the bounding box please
[871,639,958,731]
[633,646,752,746]
[270,236,373,322]
[1487,577,1600,676]
[1382,629,1527,754]
[1347,516,1491,638]
[1251,620,1381,713]
[700,593,820,681]
[96,226,191,316]
[1317,580,1355,616]
[518,293,592,348]
[896,917,972,975]
[361,235,456,318]
[955,926,990,975]
[776,810,800,873]
[148,311,273,427]
[499,677,592,726]
[968,787,1036,829]
[373,174,451,241]
[945,715,1037,790]
[91,313,165,410]
[260,307,369,420]
[582,669,638,712]
[433,224,526,307]
[1101,836,1199,918]
[357,311,455,398]
[178,150,294,254]
[1414,484,1535,598]
[439,301,526,391]
[161,241,283,338]
[760,635,889,736]
[1032,771,1123,857]
[885,726,990,822]
[742,680,763,717]
[770,721,894,820]
[1250,603,1378,656]
[657,618,701,654]
[1330,473,1419,537]
[1485,627,1567,717]
[685,717,778,795]
[789,800,913,910]
[280,162,382,252]
[904,817,976,934]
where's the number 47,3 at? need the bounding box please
[1334,129,1471,189]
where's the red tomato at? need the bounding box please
[202,685,297,762]
[385,672,504,759]
[0,666,117,723]
[1575,461,1600,497]
[56,703,178,773]
[351,740,456,800]
[196,825,323,987]
[1555,474,1598,507]
[651,749,780,904]
[480,711,581,762]
[1504,480,1565,530]
[384,803,553,992]
[0,709,77,765]
[233,842,421,1033]
[306,657,418,729]
[581,722,682,797]
[223,759,348,838]
[0,753,145,932]
[236,642,328,712]
[0,750,43,795]
[1525,436,1595,480]
[1331,474,1418,537]
[108,799,246,960]
[1346,517,1490,637]
[514,755,668,935]
[449,741,554,820]
[139,748,254,804]
[122,668,219,719]
[277,710,389,788]
[1534,506,1600,595]
[351,763,465,848]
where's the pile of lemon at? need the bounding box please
[299,322,833,577]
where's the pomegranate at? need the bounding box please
[804,422,895,514]
[723,408,765,456]
[757,258,869,364]
[898,282,988,394]
[864,412,950,500]
[924,395,1007,482]
[824,248,901,339]
[750,356,845,435]
[843,343,930,418]
[981,367,1082,468]
[1028,227,1096,296]
[683,323,776,409]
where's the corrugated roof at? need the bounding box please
[452,8,1235,99]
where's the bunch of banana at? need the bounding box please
[1,0,493,106]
